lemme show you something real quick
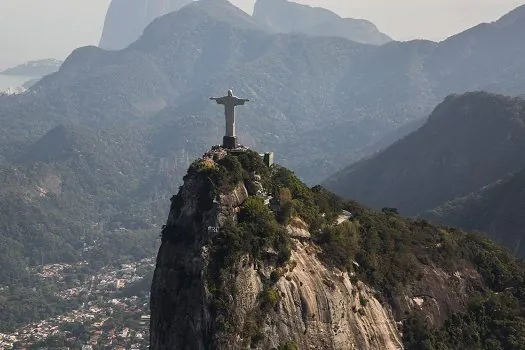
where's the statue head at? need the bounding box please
[228,89,233,97]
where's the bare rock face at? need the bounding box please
[266,241,403,349]
[149,148,496,350]
[393,265,483,328]
[99,0,192,50]
[149,149,404,349]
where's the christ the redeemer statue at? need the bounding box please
[210,89,249,149]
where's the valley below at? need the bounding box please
[0,257,154,349]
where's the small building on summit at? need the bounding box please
[260,152,274,167]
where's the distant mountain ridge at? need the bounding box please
[99,0,391,52]
[0,59,62,93]
[324,92,525,215]
[0,59,62,77]
[2,0,525,331]
[3,0,525,185]
[324,92,525,258]
[1,0,525,281]
[253,0,391,45]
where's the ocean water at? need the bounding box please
[0,74,34,91]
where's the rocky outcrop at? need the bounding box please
[152,237,404,349]
[269,240,403,349]
[149,149,403,349]
[99,0,191,50]
[150,148,521,349]
[394,265,483,327]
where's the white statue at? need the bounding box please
[210,90,249,148]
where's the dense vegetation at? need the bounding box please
[325,92,525,215]
[170,150,292,342]
[325,92,525,259]
[172,151,525,348]
[404,290,525,349]
[424,165,525,257]
[0,125,163,331]
[239,163,525,348]
[2,0,525,338]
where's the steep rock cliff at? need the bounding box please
[150,147,525,349]
[99,0,192,50]
[150,148,402,349]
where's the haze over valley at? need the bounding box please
[1,0,525,348]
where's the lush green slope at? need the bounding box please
[0,125,167,331]
[324,91,525,260]
[423,166,525,257]
[324,92,525,215]
[156,150,525,349]
[274,168,525,349]
[3,0,525,333]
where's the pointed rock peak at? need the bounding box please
[99,0,193,50]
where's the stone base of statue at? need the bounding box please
[223,136,237,149]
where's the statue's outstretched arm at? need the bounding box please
[235,98,250,106]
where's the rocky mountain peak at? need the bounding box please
[149,145,524,349]
[99,0,193,50]
[149,147,404,349]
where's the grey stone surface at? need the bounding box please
[99,0,191,50]
[222,136,237,149]
[150,154,405,349]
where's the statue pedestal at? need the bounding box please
[223,136,237,149]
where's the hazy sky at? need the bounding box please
[0,0,523,69]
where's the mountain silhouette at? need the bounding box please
[4,1,522,184]
[99,0,192,50]
[253,0,391,44]
[324,92,525,215]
